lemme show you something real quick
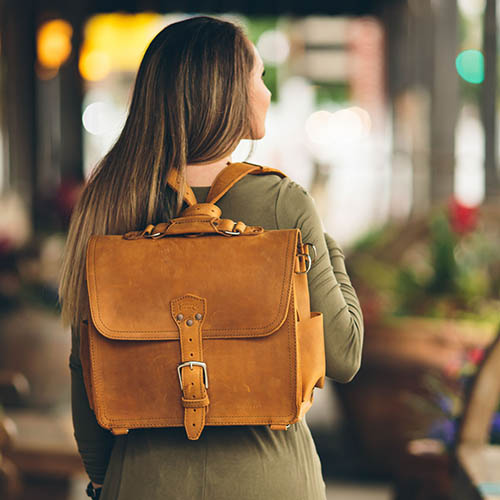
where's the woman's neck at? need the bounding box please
[185,155,233,187]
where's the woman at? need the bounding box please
[58,15,364,500]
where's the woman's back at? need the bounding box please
[61,15,363,500]
[70,168,363,500]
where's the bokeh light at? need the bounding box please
[305,107,371,147]
[79,50,112,81]
[257,30,290,65]
[37,19,73,69]
[458,0,486,17]
[305,111,334,145]
[82,102,116,135]
[456,50,484,84]
[78,12,172,81]
[327,109,365,143]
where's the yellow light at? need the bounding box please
[37,19,73,69]
[79,49,111,81]
[79,12,166,78]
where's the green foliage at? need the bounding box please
[427,211,458,294]
[351,223,394,253]
[349,205,500,326]
[314,83,349,106]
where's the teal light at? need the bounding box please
[455,50,484,84]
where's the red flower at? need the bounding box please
[448,197,479,235]
[467,347,485,365]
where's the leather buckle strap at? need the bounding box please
[171,294,209,440]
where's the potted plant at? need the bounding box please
[333,197,500,478]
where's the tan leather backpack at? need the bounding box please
[79,161,325,440]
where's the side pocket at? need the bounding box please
[79,319,95,410]
[297,311,325,405]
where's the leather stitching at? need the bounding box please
[89,231,295,339]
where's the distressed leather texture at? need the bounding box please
[80,162,325,440]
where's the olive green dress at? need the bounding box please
[69,170,364,500]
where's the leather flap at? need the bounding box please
[86,229,298,340]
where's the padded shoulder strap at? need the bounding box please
[166,162,287,207]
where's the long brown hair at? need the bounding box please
[58,15,257,328]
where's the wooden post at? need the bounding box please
[482,0,499,203]
[382,0,434,219]
[1,0,37,228]
[429,0,459,207]
[58,6,85,184]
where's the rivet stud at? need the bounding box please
[186,319,193,326]
[195,313,202,320]
[176,313,184,321]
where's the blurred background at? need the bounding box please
[0,0,499,499]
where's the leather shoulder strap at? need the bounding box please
[206,162,287,204]
[166,162,287,207]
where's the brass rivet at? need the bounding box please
[195,313,202,320]
[187,319,193,326]
[176,313,184,321]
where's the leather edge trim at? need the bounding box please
[87,230,298,341]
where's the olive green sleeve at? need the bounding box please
[275,177,364,383]
[69,323,114,484]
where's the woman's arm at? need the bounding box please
[276,177,364,383]
[323,231,364,380]
[69,323,115,485]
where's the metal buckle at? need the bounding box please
[177,361,209,390]
[303,242,317,263]
[295,253,312,274]
[222,221,241,235]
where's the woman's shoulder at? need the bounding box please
[237,162,312,210]
[239,162,303,192]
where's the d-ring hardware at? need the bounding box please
[144,232,162,238]
[222,230,241,235]
[303,242,317,263]
[295,253,312,274]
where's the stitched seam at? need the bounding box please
[90,234,297,425]
[289,280,297,420]
[275,177,287,230]
[89,320,296,424]
[91,231,294,338]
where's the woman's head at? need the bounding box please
[130,15,268,159]
[58,15,270,328]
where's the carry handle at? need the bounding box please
[123,210,264,240]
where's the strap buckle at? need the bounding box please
[177,361,209,390]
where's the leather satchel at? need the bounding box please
[79,161,325,440]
